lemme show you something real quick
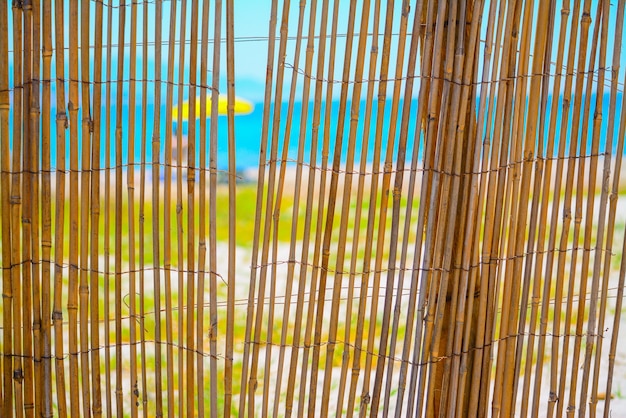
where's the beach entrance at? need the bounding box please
[1,0,626,416]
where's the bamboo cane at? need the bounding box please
[28,0,43,414]
[0,2,14,416]
[225,1,237,416]
[78,0,93,415]
[104,0,114,414]
[163,0,179,413]
[40,0,54,413]
[90,0,105,415]
[186,0,200,413]
[67,1,82,412]
[196,0,210,415]
[11,2,26,416]
[151,0,165,414]
[128,1,139,416]
[114,2,127,415]
[138,0,149,415]
[208,0,222,416]
[21,0,36,414]
[175,3,188,414]
[52,0,68,414]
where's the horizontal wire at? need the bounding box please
[0,152,616,179]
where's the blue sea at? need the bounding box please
[7,93,625,172]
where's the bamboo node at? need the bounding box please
[52,311,63,321]
[548,391,558,402]
[13,368,24,382]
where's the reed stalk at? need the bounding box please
[226,1,237,416]
[90,0,104,415]
[11,3,25,416]
[163,0,179,413]
[114,2,127,416]
[209,0,222,416]
[0,2,13,416]
[22,0,35,414]
[127,1,139,416]
[138,0,149,415]
[186,0,199,414]
[52,0,68,414]
[104,1,114,414]
[151,0,165,414]
[175,2,188,414]
[78,0,92,415]
[196,0,210,415]
[28,1,43,414]
[40,0,53,414]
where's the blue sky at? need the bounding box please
[3,0,624,104]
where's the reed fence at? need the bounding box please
[1,0,626,416]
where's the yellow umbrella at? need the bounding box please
[172,94,254,120]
